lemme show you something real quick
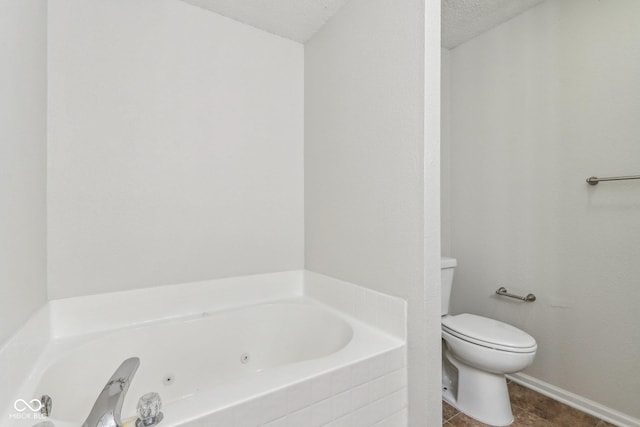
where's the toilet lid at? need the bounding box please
[442,314,537,353]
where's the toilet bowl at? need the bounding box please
[440,258,537,426]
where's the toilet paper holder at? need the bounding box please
[496,287,536,302]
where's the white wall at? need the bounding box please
[440,48,451,256]
[447,0,640,418]
[423,2,443,425]
[0,0,48,345]
[47,0,304,298]
[305,0,425,300]
[305,0,441,424]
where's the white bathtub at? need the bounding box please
[3,272,407,427]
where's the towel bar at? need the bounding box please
[586,175,640,185]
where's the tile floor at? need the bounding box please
[442,381,617,427]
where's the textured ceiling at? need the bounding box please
[180,0,350,43]
[442,0,546,49]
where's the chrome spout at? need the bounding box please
[82,357,140,427]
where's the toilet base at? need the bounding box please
[443,349,514,426]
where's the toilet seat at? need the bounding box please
[442,313,537,353]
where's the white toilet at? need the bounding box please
[441,257,537,426]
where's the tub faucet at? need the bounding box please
[82,357,140,427]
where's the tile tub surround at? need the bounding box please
[0,270,408,426]
[181,347,407,427]
[443,382,620,427]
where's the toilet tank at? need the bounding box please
[441,257,457,315]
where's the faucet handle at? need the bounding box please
[135,392,163,427]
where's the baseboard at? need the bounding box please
[507,373,640,427]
